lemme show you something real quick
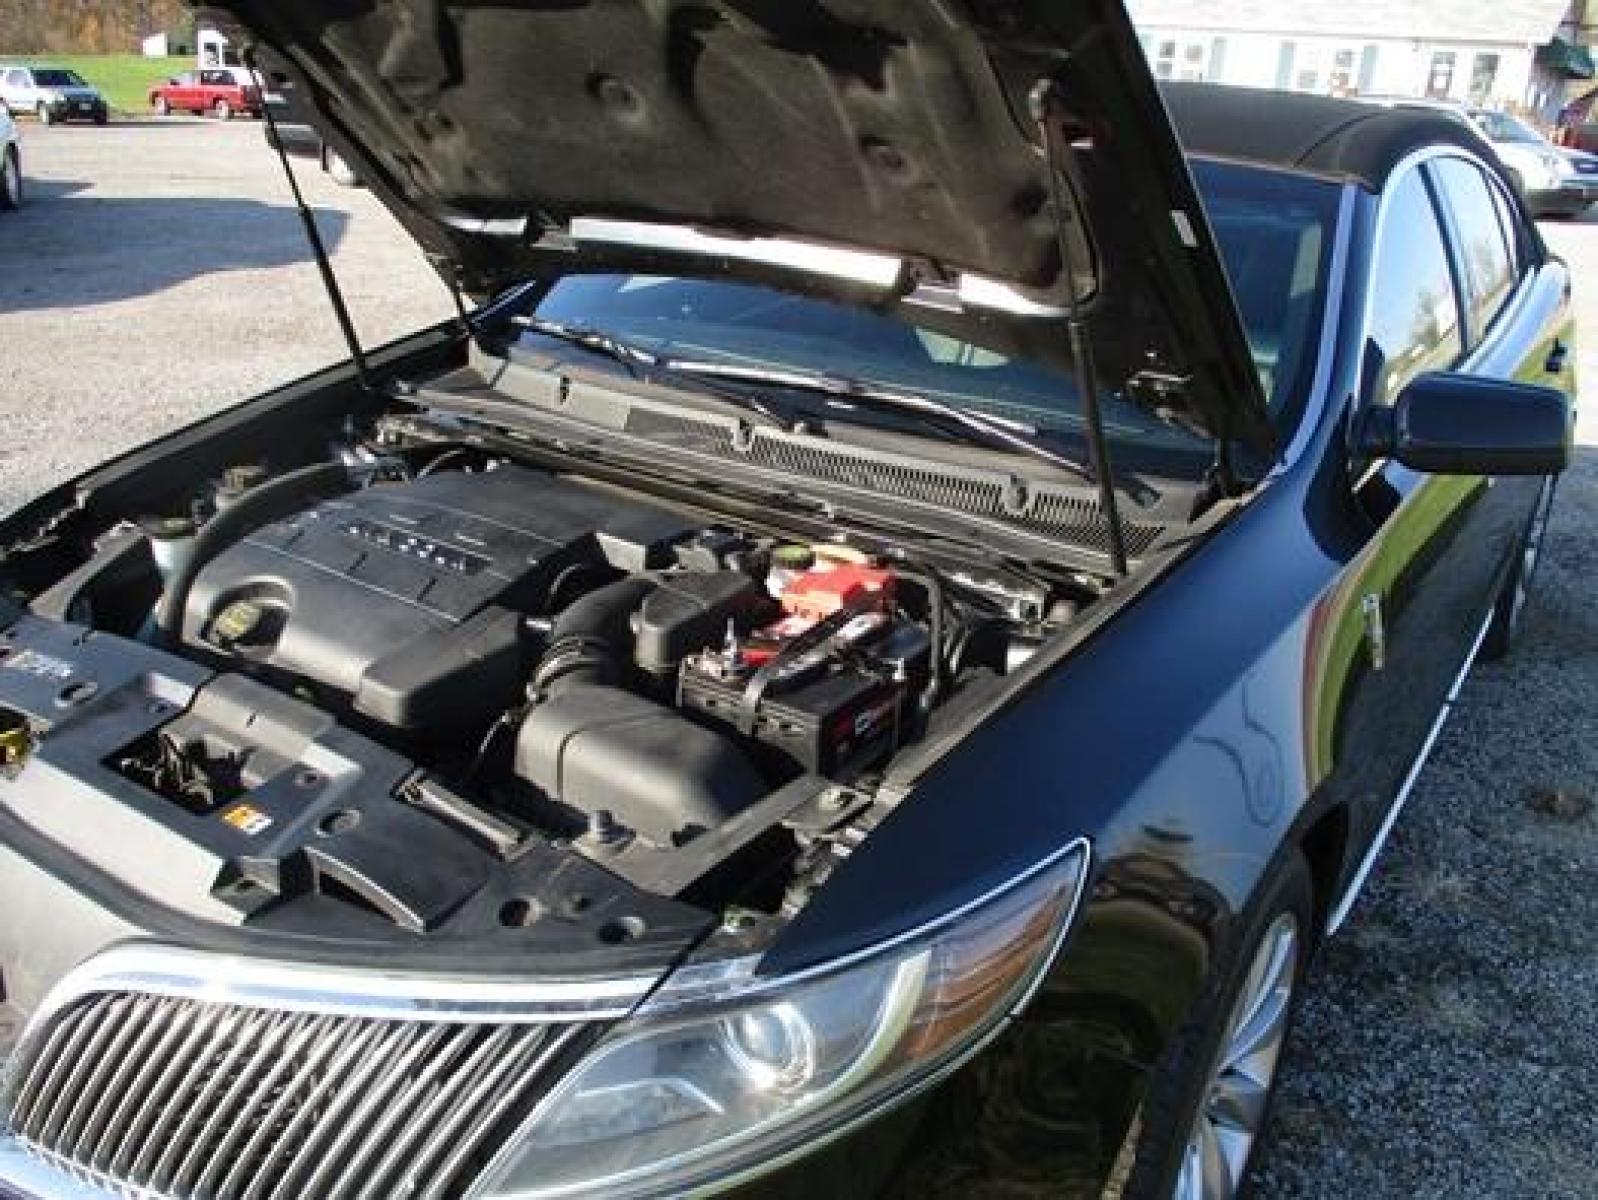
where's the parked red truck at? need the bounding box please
[149,68,262,120]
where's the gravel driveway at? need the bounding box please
[1,120,1595,1198]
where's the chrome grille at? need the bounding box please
[622,408,1165,560]
[2,990,574,1200]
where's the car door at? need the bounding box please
[199,71,227,108]
[1319,153,1567,916]
[173,72,201,111]
[3,70,33,111]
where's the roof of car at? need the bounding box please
[1160,82,1497,189]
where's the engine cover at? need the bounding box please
[182,465,694,730]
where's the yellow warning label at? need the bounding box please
[221,804,273,837]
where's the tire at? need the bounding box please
[0,146,20,211]
[1119,850,1314,1200]
[93,109,107,126]
[153,96,169,117]
[36,102,52,127]
[214,99,232,121]
[1480,477,1557,661]
[324,147,360,188]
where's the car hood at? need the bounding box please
[47,87,100,100]
[200,0,1274,452]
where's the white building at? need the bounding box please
[1125,0,1590,121]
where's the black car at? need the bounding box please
[0,5,1573,1200]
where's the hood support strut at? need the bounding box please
[248,48,373,392]
[1029,78,1128,578]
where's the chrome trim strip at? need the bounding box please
[1325,609,1494,935]
[0,1133,129,1200]
[15,943,659,1045]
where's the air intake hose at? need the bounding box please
[530,576,658,694]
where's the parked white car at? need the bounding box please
[0,106,19,210]
[0,65,109,126]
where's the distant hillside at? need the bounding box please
[1,1,194,55]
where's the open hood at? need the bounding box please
[203,0,1275,452]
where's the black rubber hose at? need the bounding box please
[154,462,357,648]
[532,575,658,693]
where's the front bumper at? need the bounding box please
[42,99,106,123]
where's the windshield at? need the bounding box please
[33,70,86,87]
[1473,111,1544,144]
[524,161,1337,465]
[1190,158,1341,439]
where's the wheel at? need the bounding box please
[0,146,20,211]
[324,147,360,188]
[1120,850,1313,1200]
[36,102,51,127]
[93,109,107,126]
[1480,477,1557,661]
[153,96,169,116]
[214,98,232,121]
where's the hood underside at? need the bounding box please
[201,0,1275,452]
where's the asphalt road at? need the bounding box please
[1,120,1596,1198]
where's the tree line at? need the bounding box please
[1,0,195,54]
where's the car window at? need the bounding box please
[201,71,229,86]
[33,70,84,87]
[1429,157,1516,335]
[1190,159,1340,433]
[1366,169,1462,406]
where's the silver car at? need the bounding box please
[0,65,108,126]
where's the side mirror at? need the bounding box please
[1360,372,1572,475]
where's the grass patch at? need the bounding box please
[0,55,191,116]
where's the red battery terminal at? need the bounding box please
[779,564,894,622]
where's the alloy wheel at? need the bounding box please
[1174,912,1300,1200]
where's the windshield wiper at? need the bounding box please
[511,315,658,374]
[509,319,1095,481]
[658,358,1096,483]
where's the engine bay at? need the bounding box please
[0,382,1100,961]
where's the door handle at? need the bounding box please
[1546,339,1569,375]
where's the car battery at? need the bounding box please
[679,656,906,777]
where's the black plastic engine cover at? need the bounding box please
[181,466,695,730]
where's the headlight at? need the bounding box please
[468,839,1089,1199]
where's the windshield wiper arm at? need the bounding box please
[659,358,1095,483]
[509,317,799,426]
[511,315,659,374]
